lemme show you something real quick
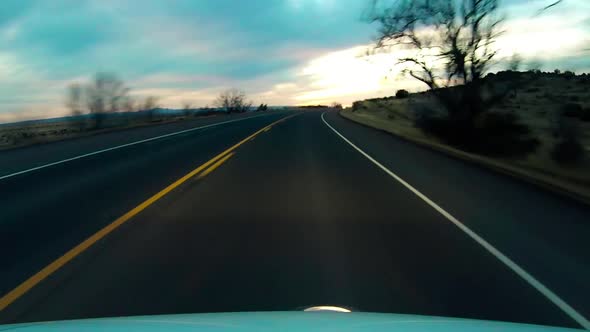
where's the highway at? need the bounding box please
[0,110,589,329]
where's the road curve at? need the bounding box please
[0,110,588,328]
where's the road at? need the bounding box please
[0,110,588,329]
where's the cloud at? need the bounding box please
[0,0,588,122]
[0,0,38,27]
[0,0,375,122]
[7,5,114,56]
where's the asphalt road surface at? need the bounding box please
[0,110,588,329]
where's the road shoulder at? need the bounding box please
[339,109,590,206]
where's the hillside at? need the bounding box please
[343,70,590,201]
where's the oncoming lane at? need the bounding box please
[0,112,293,305]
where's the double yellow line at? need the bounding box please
[0,113,298,311]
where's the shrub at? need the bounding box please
[417,111,538,156]
[552,139,584,164]
[569,95,580,102]
[563,71,576,80]
[581,109,590,122]
[331,102,343,110]
[215,89,251,113]
[415,116,452,139]
[562,103,583,118]
[495,70,522,81]
[352,101,363,112]
[412,106,436,128]
[396,89,410,99]
[0,133,17,145]
[473,112,539,156]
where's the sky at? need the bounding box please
[0,0,589,123]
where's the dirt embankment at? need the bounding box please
[342,72,590,204]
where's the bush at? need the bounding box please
[417,111,538,156]
[553,109,580,140]
[396,89,410,99]
[415,116,452,139]
[569,95,580,102]
[473,112,539,156]
[215,89,252,113]
[299,105,328,109]
[413,106,436,128]
[494,70,522,81]
[562,103,583,118]
[581,109,590,122]
[352,101,363,112]
[331,102,343,110]
[563,71,576,80]
[552,139,584,164]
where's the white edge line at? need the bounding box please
[321,111,590,330]
[0,113,275,181]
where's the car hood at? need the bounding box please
[0,312,580,332]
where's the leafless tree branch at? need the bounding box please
[214,89,252,113]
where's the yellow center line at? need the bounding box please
[198,152,234,179]
[0,112,299,311]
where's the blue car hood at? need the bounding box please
[0,312,581,332]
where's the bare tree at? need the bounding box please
[368,0,506,132]
[140,96,160,121]
[331,102,343,110]
[256,103,269,112]
[85,72,129,114]
[182,101,193,109]
[83,72,130,128]
[139,96,159,111]
[508,53,523,71]
[536,0,563,15]
[66,83,84,116]
[122,96,137,113]
[214,89,252,113]
[65,73,164,129]
[182,101,194,117]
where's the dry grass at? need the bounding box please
[0,121,87,149]
[0,113,202,151]
[344,74,590,201]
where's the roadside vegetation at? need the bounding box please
[0,77,270,150]
[344,70,590,198]
[343,0,590,200]
[214,89,253,113]
[66,73,161,130]
[366,0,539,154]
[298,105,329,109]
